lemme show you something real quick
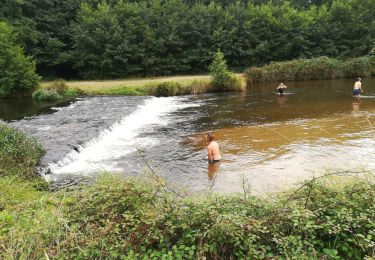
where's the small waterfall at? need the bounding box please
[47,97,194,179]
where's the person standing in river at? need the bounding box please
[353,78,363,97]
[277,83,287,95]
[206,133,222,163]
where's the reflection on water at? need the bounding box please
[208,162,220,181]
[0,98,73,121]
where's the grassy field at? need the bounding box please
[41,75,211,94]
[40,74,245,96]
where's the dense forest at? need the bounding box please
[1,0,374,79]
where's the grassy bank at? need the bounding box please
[1,123,374,259]
[245,56,375,85]
[40,74,245,97]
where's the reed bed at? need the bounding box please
[41,74,245,96]
[245,56,375,85]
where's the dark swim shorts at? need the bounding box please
[278,88,284,94]
[208,159,221,164]
[353,89,361,96]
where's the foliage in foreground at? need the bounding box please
[0,22,40,97]
[245,56,375,85]
[0,122,43,177]
[0,124,374,259]
[1,173,374,259]
[49,176,375,259]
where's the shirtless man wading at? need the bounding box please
[277,83,287,95]
[353,78,363,97]
[206,133,222,163]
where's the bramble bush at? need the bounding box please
[43,175,374,259]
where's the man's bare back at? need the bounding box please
[206,133,222,163]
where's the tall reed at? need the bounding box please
[245,56,375,85]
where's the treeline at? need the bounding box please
[1,0,375,79]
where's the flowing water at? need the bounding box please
[4,78,375,194]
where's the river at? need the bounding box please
[3,78,375,194]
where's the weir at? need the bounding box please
[47,97,198,179]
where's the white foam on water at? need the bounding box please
[47,97,197,179]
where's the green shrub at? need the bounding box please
[155,81,181,97]
[32,89,62,101]
[47,79,68,95]
[0,22,40,97]
[245,56,375,84]
[0,122,44,177]
[342,56,374,78]
[38,175,374,259]
[0,169,374,258]
[370,42,375,57]
[188,80,212,94]
[223,75,246,91]
[209,50,232,90]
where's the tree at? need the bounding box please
[0,22,40,97]
[0,0,82,78]
[209,49,231,89]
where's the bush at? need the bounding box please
[244,56,375,84]
[223,75,246,91]
[0,122,44,177]
[209,50,232,90]
[0,22,40,97]
[155,81,181,97]
[39,175,374,259]
[187,80,212,94]
[32,89,62,101]
[46,79,68,95]
[342,56,374,78]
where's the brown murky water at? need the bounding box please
[183,78,375,194]
[5,78,375,194]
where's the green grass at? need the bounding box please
[40,74,245,96]
[1,173,374,259]
[245,56,375,85]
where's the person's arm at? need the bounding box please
[207,147,213,161]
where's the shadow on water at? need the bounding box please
[0,98,74,121]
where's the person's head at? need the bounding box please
[357,77,362,82]
[206,133,214,142]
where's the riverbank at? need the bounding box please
[1,123,374,258]
[40,74,246,96]
[245,56,375,85]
